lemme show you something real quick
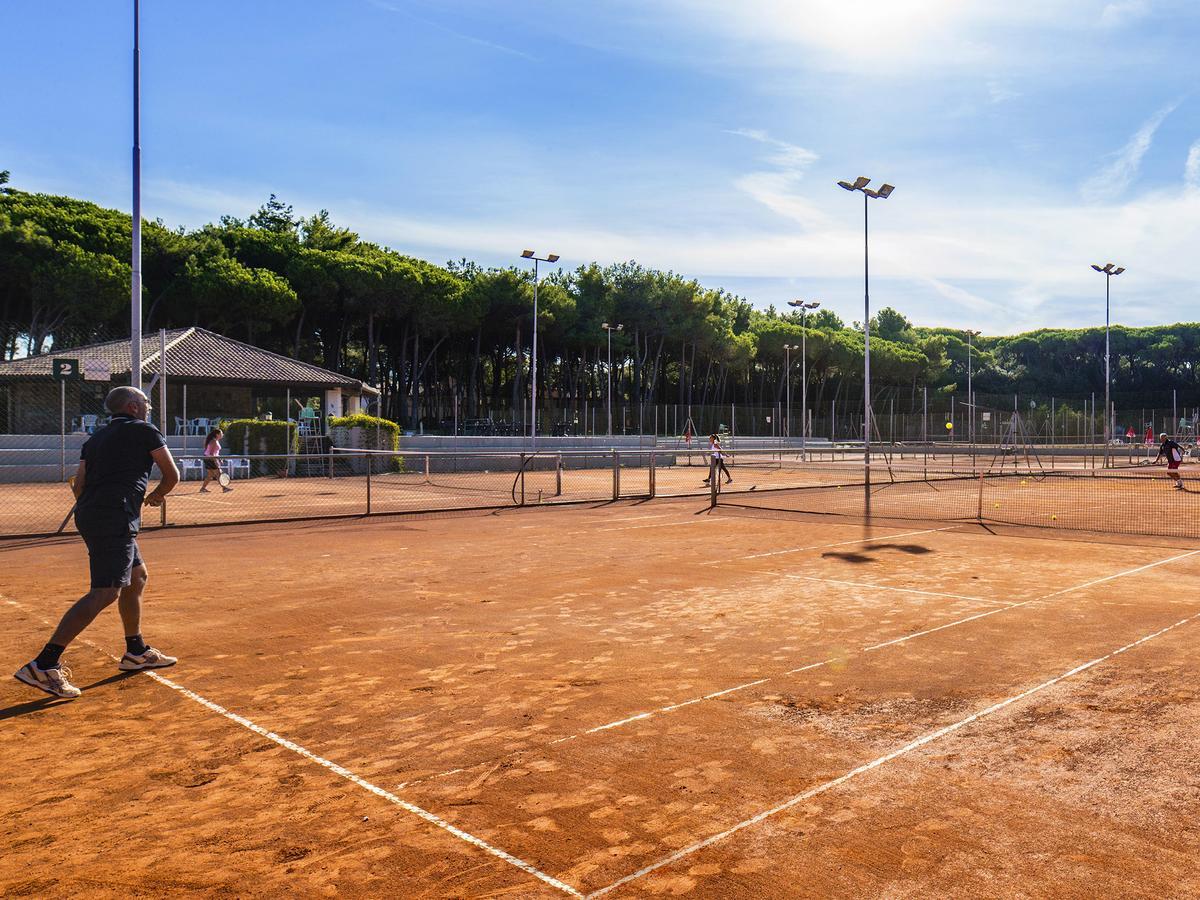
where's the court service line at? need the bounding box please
[2,598,584,899]
[771,572,1007,607]
[569,518,723,535]
[393,546,1200,792]
[702,526,959,564]
[586,609,1200,897]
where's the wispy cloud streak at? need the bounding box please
[1081,102,1178,202]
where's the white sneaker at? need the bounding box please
[118,647,178,671]
[14,661,82,699]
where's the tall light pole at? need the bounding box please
[782,343,799,439]
[520,249,559,442]
[1091,262,1124,468]
[837,177,895,516]
[788,299,821,459]
[964,329,980,445]
[131,0,143,391]
[601,322,623,436]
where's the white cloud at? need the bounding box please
[727,129,827,229]
[1080,102,1178,202]
[987,80,1021,104]
[1186,139,1200,191]
[1100,0,1151,27]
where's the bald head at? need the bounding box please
[105,386,150,419]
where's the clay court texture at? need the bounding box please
[4,490,1200,896]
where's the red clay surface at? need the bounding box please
[3,500,1200,897]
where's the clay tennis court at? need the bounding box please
[0,449,1189,539]
[4,496,1200,897]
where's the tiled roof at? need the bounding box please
[0,328,379,394]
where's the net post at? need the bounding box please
[160,496,166,528]
[977,470,984,522]
[366,452,372,516]
[519,453,526,505]
[649,451,656,498]
[612,450,620,501]
[710,465,718,508]
[556,452,562,496]
[424,453,431,483]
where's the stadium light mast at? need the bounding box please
[964,329,980,445]
[521,250,559,443]
[837,176,894,515]
[782,343,799,439]
[1091,262,1125,468]
[788,299,821,459]
[131,0,143,391]
[601,322,623,436]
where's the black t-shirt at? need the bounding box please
[1160,439,1183,463]
[76,415,167,533]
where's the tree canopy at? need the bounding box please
[2,179,1196,426]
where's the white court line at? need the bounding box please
[703,527,958,565]
[393,546,1200,792]
[862,548,1200,652]
[569,518,722,535]
[586,609,1200,897]
[2,598,583,899]
[772,572,1007,607]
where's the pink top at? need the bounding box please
[204,439,221,458]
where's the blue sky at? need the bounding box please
[5,0,1200,333]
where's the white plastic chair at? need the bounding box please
[224,457,251,480]
[180,458,205,481]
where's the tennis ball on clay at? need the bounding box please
[1051,514,1058,520]
[994,502,1000,509]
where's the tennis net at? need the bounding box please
[713,464,1200,540]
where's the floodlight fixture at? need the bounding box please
[1092,261,1126,467]
[519,248,563,441]
[602,322,624,435]
[837,174,896,510]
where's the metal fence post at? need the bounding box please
[612,450,620,500]
[60,379,66,482]
[366,452,372,516]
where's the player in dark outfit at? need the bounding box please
[1154,432,1185,490]
[14,386,181,699]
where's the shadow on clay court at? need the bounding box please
[1,670,140,722]
[822,542,936,564]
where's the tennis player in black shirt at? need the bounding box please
[1154,432,1185,491]
[14,386,180,699]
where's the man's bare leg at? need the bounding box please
[47,587,122,648]
[117,564,149,640]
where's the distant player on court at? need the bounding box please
[1154,432,1184,490]
[702,433,733,486]
[14,386,180,699]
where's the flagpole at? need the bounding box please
[131,0,143,391]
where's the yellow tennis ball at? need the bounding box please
[945,422,953,430]
[1051,514,1057,520]
[994,502,1000,509]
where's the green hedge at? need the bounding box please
[330,413,401,472]
[329,413,400,451]
[223,419,298,476]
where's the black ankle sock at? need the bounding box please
[35,643,66,670]
[125,634,147,656]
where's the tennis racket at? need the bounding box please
[218,472,231,487]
